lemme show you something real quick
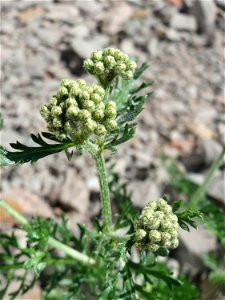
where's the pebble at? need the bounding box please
[170,13,197,31]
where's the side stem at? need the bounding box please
[0,200,95,265]
[84,142,112,232]
[189,145,225,208]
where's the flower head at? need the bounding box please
[134,198,179,252]
[40,79,118,143]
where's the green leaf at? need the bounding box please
[133,62,150,80]
[1,133,74,165]
[0,112,4,130]
[105,124,136,152]
[172,200,183,212]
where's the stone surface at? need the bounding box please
[170,13,197,31]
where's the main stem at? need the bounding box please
[0,200,95,265]
[84,142,112,232]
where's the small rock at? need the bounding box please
[34,28,62,47]
[71,35,110,59]
[192,0,217,35]
[166,28,181,42]
[201,139,223,166]
[171,13,197,32]
[147,38,159,57]
[58,169,89,214]
[103,2,134,35]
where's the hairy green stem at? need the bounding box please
[0,200,95,265]
[84,141,112,232]
[189,145,225,208]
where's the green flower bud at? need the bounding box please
[94,62,105,74]
[64,120,74,132]
[53,117,63,128]
[161,220,173,231]
[57,87,68,99]
[114,49,124,61]
[90,93,102,104]
[104,55,116,69]
[121,71,133,80]
[48,97,58,108]
[168,229,178,239]
[104,107,117,118]
[78,109,91,121]
[145,201,158,211]
[92,85,105,97]
[84,119,97,133]
[70,85,80,97]
[56,133,67,141]
[66,106,80,119]
[104,119,118,132]
[93,108,104,121]
[127,61,137,71]
[147,243,160,252]
[51,106,63,117]
[161,232,171,244]
[149,230,161,243]
[135,229,147,242]
[61,79,74,89]
[81,90,90,100]
[82,100,95,111]
[116,62,126,73]
[76,79,86,88]
[65,98,78,108]
[170,238,179,249]
[95,124,106,136]
[103,48,116,56]
[40,105,50,120]
[83,59,94,72]
[91,50,103,61]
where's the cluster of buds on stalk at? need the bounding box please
[40,79,118,143]
[134,198,179,252]
[83,47,137,86]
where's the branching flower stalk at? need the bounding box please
[0,200,95,265]
[0,47,202,299]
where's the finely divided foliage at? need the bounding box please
[0,48,201,299]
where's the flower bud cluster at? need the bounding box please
[83,48,137,85]
[40,79,118,143]
[134,198,179,252]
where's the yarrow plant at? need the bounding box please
[0,48,201,299]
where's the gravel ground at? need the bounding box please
[1,0,224,224]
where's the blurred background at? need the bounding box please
[1,0,224,299]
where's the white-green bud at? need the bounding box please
[65,98,78,108]
[104,107,117,118]
[61,79,74,89]
[104,55,116,69]
[93,85,105,97]
[127,61,137,71]
[114,49,124,61]
[93,108,104,121]
[64,120,74,132]
[116,62,126,73]
[161,220,173,231]
[40,105,50,120]
[48,97,58,108]
[57,87,68,99]
[149,230,161,243]
[83,59,94,71]
[103,48,116,56]
[135,229,147,241]
[52,117,62,128]
[170,238,179,249]
[147,243,160,252]
[66,106,79,119]
[83,100,95,111]
[95,124,106,136]
[95,62,105,74]
[56,133,67,141]
[161,232,171,244]
[51,106,63,117]
[90,93,101,104]
[104,119,118,132]
[91,50,103,61]
[121,71,133,80]
[78,109,91,121]
[84,119,97,133]
[81,90,90,100]
[70,85,80,97]
[76,79,86,88]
